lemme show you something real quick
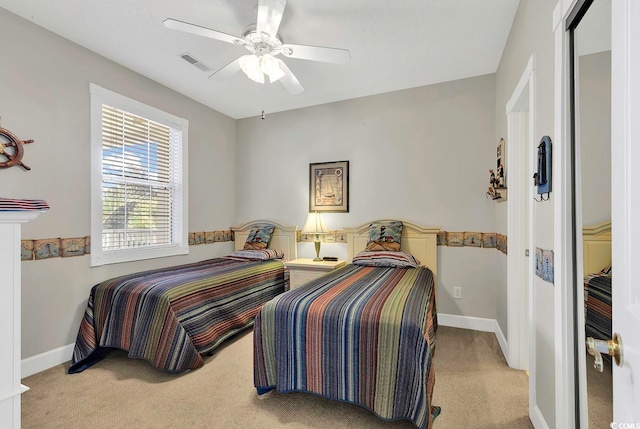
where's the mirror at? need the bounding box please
[570,0,612,427]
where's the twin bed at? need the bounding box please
[69,219,440,429]
[253,220,440,429]
[69,220,298,373]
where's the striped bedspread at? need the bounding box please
[584,273,612,340]
[69,257,287,374]
[253,264,438,429]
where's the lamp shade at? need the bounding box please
[239,54,284,84]
[302,212,328,235]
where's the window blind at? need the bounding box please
[100,105,179,251]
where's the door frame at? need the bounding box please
[553,0,582,427]
[506,52,536,414]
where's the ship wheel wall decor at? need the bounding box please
[0,126,34,171]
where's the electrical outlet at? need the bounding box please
[453,287,462,299]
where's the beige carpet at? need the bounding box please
[586,355,613,428]
[21,326,532,428]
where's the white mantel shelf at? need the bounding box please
[0,210,45,223]
[0,208,45,429]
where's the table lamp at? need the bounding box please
[302,212,328,261]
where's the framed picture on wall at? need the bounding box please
[496,138,506,189]
[309,160,349,212]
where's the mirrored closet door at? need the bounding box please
[570,0,612,427]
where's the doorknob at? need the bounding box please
[586,333,622,372]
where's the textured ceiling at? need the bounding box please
[0,0,520,119]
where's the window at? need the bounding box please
[90,84,188,266]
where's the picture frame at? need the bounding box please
[310,160,349,213]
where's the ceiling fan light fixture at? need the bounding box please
[239,55,264,83]
[262,54,285,82]
[239,53,284,84]
[165,0,349,94]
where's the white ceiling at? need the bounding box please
[0,0,520,119]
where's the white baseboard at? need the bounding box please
[21,344,74,378]
[438,313,509,362]
[531,404,551,429]
[494,321,509,363]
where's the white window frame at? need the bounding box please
[90,83,188,266]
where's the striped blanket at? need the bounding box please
[584,273,612,340]
[69,257,287,374]
[254,264,438,429]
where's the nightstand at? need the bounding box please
[284,258,346,290]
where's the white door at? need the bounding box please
[611,0,640,421]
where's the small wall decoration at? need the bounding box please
[214,231,224,242]
[224,230,234,242]
[496,138,506,189]
[84,236,91,254]
[188,232,195,245]
[335,230,347,243]
[487,138,507,201]
[205,231,215,244]
[310,160,349,213]
[437,231,447,246]
[535,247,554,283]
[34,238,61,260]
[533,136,552,202]
[535,248,543,278]
[194,232,205,245]
[61,237,86,257]
[0,124,35,171]
[542,249,555,283]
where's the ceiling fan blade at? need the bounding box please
[281,43,351,64]
[256,0,286,39]
[276,59,304,95]
[209,56,243,80]
[163,18,243,46]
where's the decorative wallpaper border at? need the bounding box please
[21,229,236,261]
[437,231,507,254]
[296,229,507,254]
[189,230,234,245]
[297,230,348,243]
[22,229,507,261]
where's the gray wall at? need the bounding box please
[494,0,560,426]
[236,75,501,320]
[0,8,237,358]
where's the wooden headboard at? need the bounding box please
[343,220,440,277]
[230,220,298,262]
[582,220,611,277]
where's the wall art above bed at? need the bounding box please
[309,160,349,213]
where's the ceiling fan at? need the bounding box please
[164,0,351,94]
